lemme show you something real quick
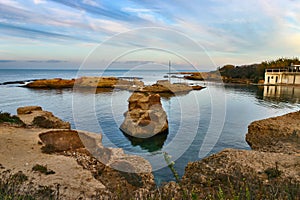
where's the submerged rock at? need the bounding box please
[17,106,70,129]
[120,92,168,138]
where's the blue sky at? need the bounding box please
[0,0,299,70]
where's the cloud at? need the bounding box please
[0,23,72,40]
[49,0,145,23]
[0,0,24,9]
[33,0,45,4]
[82,0,100,7]
[0,60,16,63]
[27,60,67,63]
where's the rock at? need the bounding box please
[39,130,85,152]
[17,106,42,114]
[25,77,144,90]
[17,106,70,129]
[139,80,193,94]
[0,125,106,199]
[120,92,168,138]
[182,148,300,196]
[246,111,300,154]
[25,78,75,88]
[38,129,155,196]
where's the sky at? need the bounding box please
[0,0,300,70]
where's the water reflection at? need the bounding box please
[258,86,300,104]
[122,131,168,152]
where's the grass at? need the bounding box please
[0,111,24,125]
[264,162,282,179]
[0,169,59,200]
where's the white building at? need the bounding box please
[264,64,300,85]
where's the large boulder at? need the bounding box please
[246,111,300,155]
[38,129,155,196]
[17,106,70,129]
[120,92,168,138]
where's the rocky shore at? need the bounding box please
[0,107,299,199]
[24,77,204,94]
[0,106,155,199]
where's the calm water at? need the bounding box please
[0,69,299,184]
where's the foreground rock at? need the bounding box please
[17,106,70,129]
[0,124,104,199]
[180,148,300,199]
[120,92,168,138]
[174,110,300,199]
[246,111,300,155]
[0,118,155,199]
[38,129,155,198]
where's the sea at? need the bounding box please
[0,68,299,185]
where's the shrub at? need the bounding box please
[0,111,24,125]
[32,164,55,175]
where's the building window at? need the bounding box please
[271,76,274,79]
[275,76,278,83]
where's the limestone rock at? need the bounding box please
[246,111,300,154]
[25,77,144,90]
[38,129,155,194]
[120,92,168,138]
[39,130,85,152]
[182,148,300,193]
[139,80,193,94]
[17,106,70,129]
[17,106,42,114]
[25,78,75,88]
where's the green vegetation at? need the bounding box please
[32,164,55,175]
[41,144,56,154]
[264,162,282,179]
[32,116,53,128]
[218,57,300,83]
[0,111,24,125]
[0,170,59,200]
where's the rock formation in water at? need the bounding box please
[120,92,168,138]
[25,78,75,88]
[25,77,144,90]
[246,111,300,155]
[17,106,70,129]
[139,80,194,93]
